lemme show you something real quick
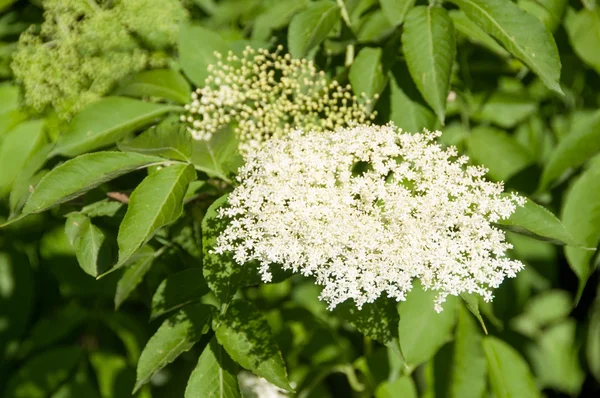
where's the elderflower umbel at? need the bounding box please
[214,124,526,312]
[181,46,374,154]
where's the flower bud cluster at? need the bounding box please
[182,46,375,154]
[214,124,525,312]
[12,0,188,119]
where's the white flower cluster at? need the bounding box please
[214,124,525,312]
[181,46,374,154]
[238,371,289,398]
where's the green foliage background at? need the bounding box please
[0,0,600,397]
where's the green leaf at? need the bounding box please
[89,352,136,398]
[471,92,538,129]
[349,47,387,109]
[539,110,600,191]
[22,152,165,215]
[151,268,209,320]
[0,84,27,137]
[334,298,399,350]
[379,0,415,26]
[387,68,436,133]
[0,0,17,12]
[527,320,585,395]
[561,162,600,301]
[375,375,417,398]
[482,337,538,398]
[4,346,82,398]
[587,295,600,383]
[518,0,567,33]
[65,213,114,277]
[191,126,242,182]
[402,6,456,124]
[50,370,100,398]
[80,199,123,218]
[521,290,572,327]
[119,120,193,162]
[202,195,256,306]
[214,300,292,391]
[497,198,584,247]
[178,24,230,87]
[450,307,487,398]
[185,338,241,398]
[460,293,488,334]
[51,97,181,157]
[252,0,309,41]
[100,312,147,363]
[449,0,562,94]
[117,163,196,265]
[565,7,600,75]
[134,303,213,393]
[397,283,458,368]
[0,120,46,198]
[115,69,191,104]
[467,126,532,181]
[9,144,53,217]
[287,1,340,58]
[449,10,509,57]
[20,303,87,356]
[356,10,396,43]
[0,250,35,354]
[115,246,163,309]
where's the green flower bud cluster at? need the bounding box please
[182,46,376,154]
[11,0,188,120]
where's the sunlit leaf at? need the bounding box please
[402,6,455,123]
[467,126,532,181]
[117,163,196,265]
[51,97,181,157]
[561,162,600,301]
[379,0,415,26]
[178,24,230,87]
[482,337,538,398]
[288,1,340,58]
[540,110,600,191]
[118,118,193,162]
[398,283,458,368]
[449,0,562,94]
[564,7,600,75]
[115,69,191,104]
[0,120,46,198]
[498,198,584,247]
[22,152,165,215]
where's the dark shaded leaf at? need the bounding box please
[151,268,209,320]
